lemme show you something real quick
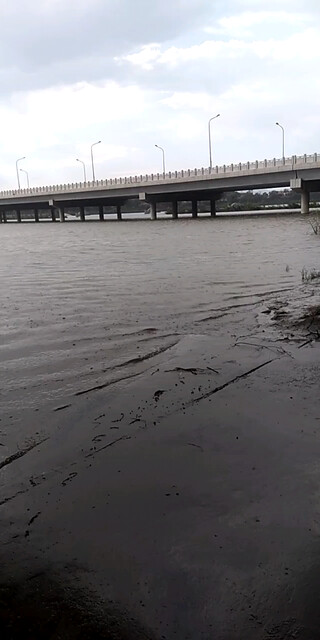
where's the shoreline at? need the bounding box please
[2,208,318,222]
[1,275,320,639]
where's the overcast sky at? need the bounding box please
[1,0,319,188]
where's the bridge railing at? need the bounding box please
[0,153,319,198]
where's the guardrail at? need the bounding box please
[0,153,319,199]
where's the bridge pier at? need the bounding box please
[55,207,65,222]
[116,204,122,220]
[301,189,310,215]
[192,199,198,218]
[2,211,7,223]
[51,208,56,222]
[210,199,216,217]
[290,178,310,215]
[34,208,39,222]
[80,206,85,222]
[16,209,21,223]
[99,205,104,221]
[172,200,178,219]
[150,202,157,220]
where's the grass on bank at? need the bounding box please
[310,214,320,235]
[301,267,320,282]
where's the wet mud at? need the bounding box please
[0,572,154,639]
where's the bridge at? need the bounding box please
[0,153,319,222]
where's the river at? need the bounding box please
[1,213,318,411]
[1,213,320,639]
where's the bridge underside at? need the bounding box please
[0,189,226,222]
[1,164,320,221]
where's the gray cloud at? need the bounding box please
[0,0,212,94]
[1,0,316,99]
[1,0,319,189]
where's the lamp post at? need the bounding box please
[20,168,30,189]
[155,144,166,175]
[208,114,220,169]
[90,141,101,182]
[275,122,285,158]
[16,156,26,189]
[76,158,87,183]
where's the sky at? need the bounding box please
[0,0,319,188]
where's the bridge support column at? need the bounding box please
[51,208,56,222]
[99,205,104,221]
[210,199,216,217]
[192,199,198,218]
[116,204,122,220]
[34,209,39,222]
[2,211,7,223]
[172,201,178,219]
[79,206,85,222]
[150,202,157,220]
[301,189,310,215]
[16,209,21,223]
[55,207,65,222]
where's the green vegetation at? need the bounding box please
[149,189,320,213]
[216,189,320,212]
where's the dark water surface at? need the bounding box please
[1,214,318,411]
[1,214,320,640]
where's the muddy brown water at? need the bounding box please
[1,214,320,639]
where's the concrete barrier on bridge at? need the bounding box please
[0,153,319,200]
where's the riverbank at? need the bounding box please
[1,215,319,638]
[1,278,320,638]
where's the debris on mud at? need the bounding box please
[301,267,320,282]
[268,297,320,341]
[295,304,320,338]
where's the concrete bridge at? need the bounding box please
[0,153,319,222]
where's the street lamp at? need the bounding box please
[155,144,166,175]
[275,122,285,158]
[90,141,101,181]
[76,158,87,183]
[16,156,26,189]
[20,168,30,189]
[208,114,220,169]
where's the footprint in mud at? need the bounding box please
[53,404,72,413]
[111,413,124,423]
[92,434,106,443]
[24,512,42,538]
[61,472,78,487]
[94,414,105,422]
[153,390,166,402]
[28,512,41,527]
